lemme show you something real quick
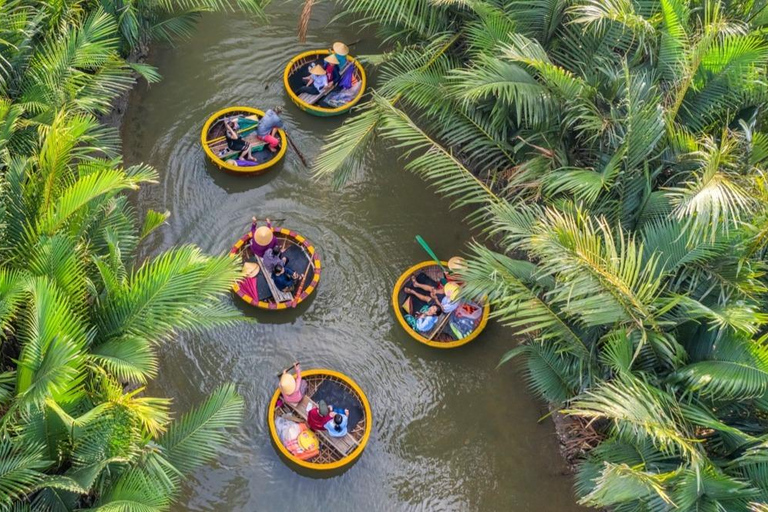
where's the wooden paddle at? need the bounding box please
[290,260,312,308]
[285,132,309,167]
[415,235,449,273]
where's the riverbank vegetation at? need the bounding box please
[0,0,267,509]
[314,0,768,509]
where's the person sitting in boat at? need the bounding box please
[272,264,299,292]
[280,362,306,406]
[403,287,443,333]
[256,107,284,153]
[298,64,328,95]
[331,42,349,69]
[324,408,350,437]
[407,275,461,314]
[307,400,334,432]
[324,54,341,83]
[250,217,276,258]
[225,118,257,162]
[262,246,288,273]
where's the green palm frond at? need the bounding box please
[672,463,759,511]
[373,93,502,212]
[505,0,567,44]
[311,102,384,188]
[565,375,698,459]
[529,208,666,331]
[501,342,582,403]
[89,337,158,384]
[577,461,676,508]
[0,435,49,510]
[461,243,591,356]
[448,56,553,128]
[94,246,241,345]
[92,469,172,512]
[672,332,768,399]
[658,0,690,81]
[14,277,87,410]
[335,0,453,41]
[0,268,26,334]
[158,384,244,475]
[38,166,155,236]
[26,235,87,310]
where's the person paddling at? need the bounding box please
[256,107,284,153]
[279,362,306,406]
[250,217,276,258]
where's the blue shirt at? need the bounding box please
[324,414,348,437]
[257,109,284,136]
[272,266,295,291]
[335,54,347,68]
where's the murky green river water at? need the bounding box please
[121,4,585,511]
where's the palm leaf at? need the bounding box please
[158,384,244,475]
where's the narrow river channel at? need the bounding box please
[121,4,585,511]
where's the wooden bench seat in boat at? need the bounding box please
[255,255,294,303]
[285,394,358,457]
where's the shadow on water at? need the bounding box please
[120,3,587,512]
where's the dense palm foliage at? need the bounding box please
[314,0,768,509]
[0,1,261,510]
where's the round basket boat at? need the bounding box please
[283,50,366,117]
[392,261,490,349]
[229,227,320,310]
[268,369,372,471]
[201,107,287,174]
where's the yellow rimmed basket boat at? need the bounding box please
[268,369,372,471]
[283,50,366,117]
[392,261,490,349]
[229,227,320,310]
[201,106,287,174]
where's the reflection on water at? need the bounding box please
[121,4,585,511]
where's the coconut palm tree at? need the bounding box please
[310,0,768,508]
[0,3,249,510]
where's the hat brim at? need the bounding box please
[333,43,349,55]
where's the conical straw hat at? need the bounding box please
[309,64,326,75]
[254,226,274,246]
[324,54,339,65]
[447,256,467,272]
[242,262,260,278]
[280,372,296,395]
[332,42,349,56]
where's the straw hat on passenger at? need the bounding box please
[324,54,339,65]
[444,282,460,301]
[280,372,296,395]
[332,42,349,56]
[242,262,260,278]
[254,226,274,246]
[448,256,467,272]
[309,64,326,75]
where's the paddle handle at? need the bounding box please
[415,235,448,274]
[276,362,300,378]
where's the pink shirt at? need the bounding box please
[281,366,303,404]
